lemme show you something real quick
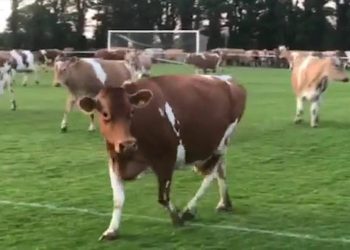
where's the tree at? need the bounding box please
[8,0,22,48]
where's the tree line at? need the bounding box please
[3,0,350,51]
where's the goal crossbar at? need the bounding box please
[107,30,200,53]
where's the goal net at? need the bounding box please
[107,30,202,53]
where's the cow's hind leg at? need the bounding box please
[310,97,320,128]
[182,155,222,221]
[61,96,75,132]
[215,160,233,212]
[100,158,125,241]
[294,96,305,124]
[182,168,217,221]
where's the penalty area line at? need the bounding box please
[0,199,349,244]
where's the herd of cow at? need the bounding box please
[0,46,349,241]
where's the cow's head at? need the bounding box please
[327,57,349,82]
[53,56,79,87]
[78,85,153,156]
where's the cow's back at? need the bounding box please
[127,75,246,163]
[291,56,325,94]
[99,60,133,86]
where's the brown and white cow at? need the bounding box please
[124,50,152,78]
[0,49,40,86]
[54,56,136,132]
[186,53,222,73]
[77,74,247,240]
[291,56,349,127]
[35,49,63,69]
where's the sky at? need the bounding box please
[0,0,12,32]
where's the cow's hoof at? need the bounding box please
[216,203,233,213]
[181,209,196,221]
[35,81,39,85]
[294,118,303,124]
[88,126,96,132]
[311,124,319,128]
[61,127,68,133]
[22,84,27,87]
[171,213,184,227]
[11,102,17,111]
[99,229,119,241]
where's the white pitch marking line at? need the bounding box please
[0,199,349,244]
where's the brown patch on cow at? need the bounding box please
[194,154,221,176]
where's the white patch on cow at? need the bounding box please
[105,160,124,233]
[217,119,239,153]
[22,50,35,70]
[163,102,186,166]
[164,102,179,137]
[210,75,232,83]
[176,142,186,166]
[55,61,64,70]
[2,62,11,73]
[297,56,314,87]
[10,50,24,69]
[82,58,107,84]
[158,107,165,117]
[40,50,47,55]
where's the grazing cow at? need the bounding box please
[95,48,133,61]
[0,55,16,110]
[186,53,222,73]
[54,56,136,132]
[124,50,152,78]
[291,56,349,127]
[77,74,247,240]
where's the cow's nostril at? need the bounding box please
[119,139,137,154]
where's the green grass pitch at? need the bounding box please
[0,65,350,250]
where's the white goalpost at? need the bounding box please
[107,30,201,53]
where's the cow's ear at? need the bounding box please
[78,97,96,114]
[129,89,153,109]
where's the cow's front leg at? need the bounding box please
[100,158,125,241]
[22,74,28,86]
[88,113,96,132]
[310,98,320,128]
[157,175,183,226]
[294,96,304,124]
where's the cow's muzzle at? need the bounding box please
[117,139,138,155]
